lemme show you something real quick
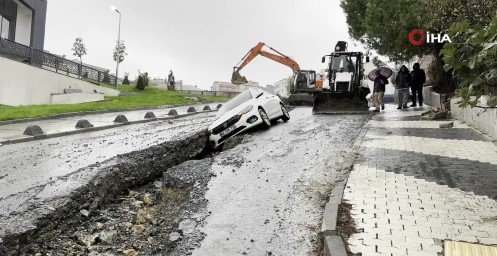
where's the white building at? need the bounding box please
[211,81,262,92]
[0,0,120,106]
[0,0,47,50]
[272,76,292,97]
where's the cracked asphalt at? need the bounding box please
[0,107,370,255]
[191,107,369,256]
[0,112,216,236]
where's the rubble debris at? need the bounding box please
[440,122,454,129]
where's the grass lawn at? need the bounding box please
[0,85,230,121]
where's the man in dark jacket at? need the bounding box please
[396,65,412,109]
[373,70,389,111]
[410,63,426,106]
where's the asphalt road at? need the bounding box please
[0,112,215,218]
[1,107,370,255]
[191,107,369,256]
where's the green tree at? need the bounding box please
[421,0,497,32]
[340,0,497,94]
[136,71,149,90]
[441,18,497,108]
[72,37,87,78]
[72,37,87,64]
[122,75,130,85]
[142,72,149,87]
[341,0,497,63]
[167,70,175,90]
[136,75,145,90]
[113,40,127,64]
[341,0,428,63]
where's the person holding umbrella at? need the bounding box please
[395,65,412,109]
[372,70,389,111]
[368,66,393,112]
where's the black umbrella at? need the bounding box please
[368,67,393,81]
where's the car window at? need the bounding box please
[216,90,253,117]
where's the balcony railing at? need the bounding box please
[0,38,117,86]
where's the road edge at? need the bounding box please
[0,102,223,126]
[0,111,215,146]
[321,120,370,256]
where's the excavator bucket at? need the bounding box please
[312,91,370,114]
[231,71,248,85]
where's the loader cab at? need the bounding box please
[322,51,367,92]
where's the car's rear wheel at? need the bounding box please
[280,104,290,122]
[259,108,271,129]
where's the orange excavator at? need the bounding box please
[231,42,317,92]
[231,42,319,105]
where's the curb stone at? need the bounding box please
[321,121,370,256]
[0,110,216,146]
[323,236,348,256]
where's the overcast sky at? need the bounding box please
[45,0,369,90]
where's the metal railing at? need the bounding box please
[177,90,240,98]
[0,38,117,85]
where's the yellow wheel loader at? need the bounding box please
[289,41,371,113]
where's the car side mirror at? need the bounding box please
[321,56,326,63]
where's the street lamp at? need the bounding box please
[111,6,121,88]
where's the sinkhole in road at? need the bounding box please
[3,130,246,255]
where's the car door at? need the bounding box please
[253,89,272,116]
[264,91,281,118]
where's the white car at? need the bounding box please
[208,88,290,149]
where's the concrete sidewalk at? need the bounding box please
[341,105,497,255]
[0,103,220,145]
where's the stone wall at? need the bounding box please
[450,96,497,139]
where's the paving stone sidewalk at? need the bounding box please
[343,105,497,256]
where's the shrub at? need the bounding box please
[136,75,145,90]
[123,75,130,85]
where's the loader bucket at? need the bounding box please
[312,91,370,114]
[287,93,314,106]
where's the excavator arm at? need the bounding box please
[231,42,301,84]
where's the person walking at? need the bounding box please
[395,65,411,109]
[410,63,426,107]
[373,70,389,112]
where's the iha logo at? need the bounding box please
[409,30,452,45]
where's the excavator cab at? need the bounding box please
[286,70,319,105]
[293,70,317,92]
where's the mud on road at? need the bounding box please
[191,108,369,256]
[2,108,370,255]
